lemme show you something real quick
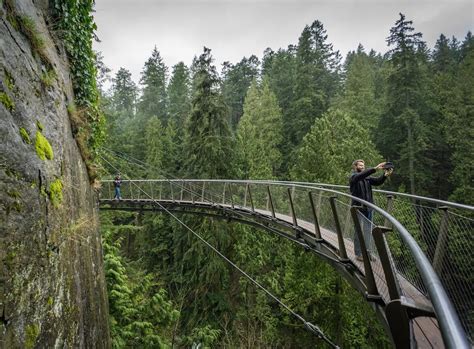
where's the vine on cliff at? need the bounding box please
[52,0,105,179]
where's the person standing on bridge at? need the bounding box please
[114,174,122,200]
[350,160,393,261]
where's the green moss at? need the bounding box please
[41,69,56,88]
[5,251,17,269]
[35,131,53,160]
[5,198,22,215]
[36,120,44,131]
[47,297,54,306]
[67,102,76,115]
[5,167,20,179]
[4,69,15,90]
[40,185,47,197]
[19,127,31,144]
[25,324,40,349]
[4,0,19,31]
[7,190,21,198]
[49,178,63,208]
[18,16,45,51]
[0,92,14,111]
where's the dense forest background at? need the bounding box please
[98,14,473,348]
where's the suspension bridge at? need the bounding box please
[98,152,473,349]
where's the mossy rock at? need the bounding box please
[4,69,15,90]
[25,323,40,349]
[7,189,21,198]
[49,178,63,208]
[35,131,53,160]
[0,91,14,111]
[41,69,56,88]
[19,127,31,144]
[18,15,45,51]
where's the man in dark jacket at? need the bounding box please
[349,160,393,260]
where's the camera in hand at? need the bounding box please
[383,162,394,170]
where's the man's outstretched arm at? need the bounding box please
[350,162,386,184]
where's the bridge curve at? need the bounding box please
[99,179,472,349]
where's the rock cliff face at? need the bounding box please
[0,1,109,347]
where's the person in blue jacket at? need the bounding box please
[114,174,122,200]
[349,160,393,261]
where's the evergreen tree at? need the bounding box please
[424,34,459,199]
[111,67,137,116]
[377,13,429,195]
[338,44,383,135]
[102,227,178,348]
[145,117,181,178]
[236,79,283,179]
[139,47,168,122]
[185,47,234,178]
[104,68,140,175]
[261,46,298,177]
[291,108,382,184]
[167,62,191,135]
[94,51,111,94]
[221,55,260,130]
[449,39,474,204]
[290,20,341,147]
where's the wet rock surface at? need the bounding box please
[0,1,109,347]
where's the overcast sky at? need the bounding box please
[93,0,473,87]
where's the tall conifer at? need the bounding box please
[185,47,234,178]
[139,47,168,122]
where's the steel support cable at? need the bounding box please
[98,154,340,349]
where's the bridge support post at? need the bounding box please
[287,188,298,228]
[228,183,234,209]
[372,226,419,348]
[372,226,401,300]
[201,182,205,202]
[222,182,226,204]
[247,184,255,212]
[433,206,449,274]
[308,191,322,240]
[385,299,416,349]
[350,207,380,297]
[170,182,175,202]
[267,186,276,218]
[329,196,348,260]
[180,180,184,201]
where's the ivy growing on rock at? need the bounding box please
[52,0,105,179]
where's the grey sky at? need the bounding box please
[93,0,473,87]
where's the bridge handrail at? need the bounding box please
[101,179,473,211]
[100,179,469,348]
